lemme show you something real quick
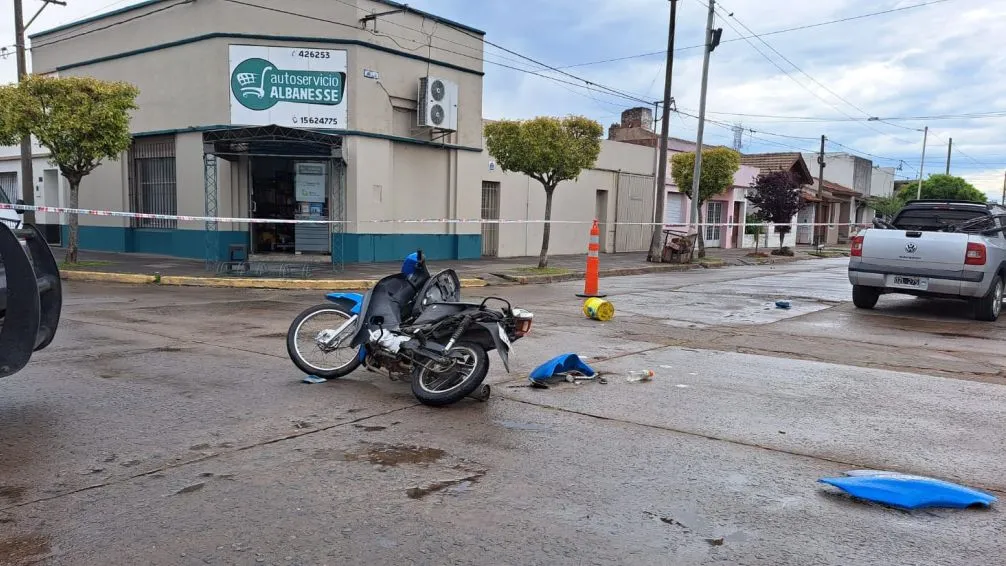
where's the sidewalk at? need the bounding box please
[53,245,844,289]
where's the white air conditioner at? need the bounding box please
[417,76,458,131]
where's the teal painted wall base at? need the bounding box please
[337,234,482,263]
[60,226,248,260]
[58,226,482,264]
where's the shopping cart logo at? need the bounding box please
[230,57,345,112]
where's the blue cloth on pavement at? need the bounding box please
[818,470,997,510]
[529,354,597,383]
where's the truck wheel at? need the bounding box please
[852,285,880,309]
[973,275,1003,322]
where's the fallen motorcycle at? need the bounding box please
[286,250,534,406]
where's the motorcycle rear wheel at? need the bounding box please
[286,304,362,379]
[410,341,489,407]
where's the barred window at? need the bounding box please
[0,171,16,204]
[129,136,177,229]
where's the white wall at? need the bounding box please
[0,152,69,226]
[481,139,655,258]
[870,167,895,198]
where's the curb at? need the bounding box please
[61,270,488,290]
[491,263,701,285]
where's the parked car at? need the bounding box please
[848,199,1006,321]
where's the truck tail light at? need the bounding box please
[966,242,987,266]
[851,235,864,257]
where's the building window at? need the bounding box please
[481,181,500,257]
[0,171,16,204]
[129,136,177,229]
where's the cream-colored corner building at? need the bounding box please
[23,0,658,264]
[26,0,487,263]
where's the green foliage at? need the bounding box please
[867,195,906,219]
[669,147,742,206]
[484,115,603,189]
[0,74,139,263]
[484,115,603,268]
[0,75,139,186]
[746,170,804,251]
[895,174,986,203]
[744,213,764,235]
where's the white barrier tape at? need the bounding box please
[0,203,875,229]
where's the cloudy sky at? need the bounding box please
[3,0,1005,198]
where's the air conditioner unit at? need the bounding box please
[417,76,458,131]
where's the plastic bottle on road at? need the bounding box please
[625,369,654,383]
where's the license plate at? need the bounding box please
[891,275,928,290]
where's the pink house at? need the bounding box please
[661,138,759,249]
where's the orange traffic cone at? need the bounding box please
[576,219,607,298]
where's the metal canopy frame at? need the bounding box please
[202,125,345,161]
[202,125,347,273]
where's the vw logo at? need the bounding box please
[905,243,918,254]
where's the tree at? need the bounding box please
[484,115,602,268]
[669,147,741,258]
[745,213,765,254]
[896,174,986,203]
[0,75,139,264]
[867,195,905,220]
[746,170,804,252]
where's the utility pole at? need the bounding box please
[688,0,720,258]
[12,0,65,226]
[646,0,679,262]
[649,101,660,227]
[13,0,35,225]
[916,125,929,200]
[1001,170,1005,206]
[12,0,64,226]
[945,137,952,175]
[816,135,826,245]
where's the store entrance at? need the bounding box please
[250,157,330,258]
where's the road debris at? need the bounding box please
[818,470,997,510]
[528,353,597,386]
[626,369,654,383]
[775,300,792,309]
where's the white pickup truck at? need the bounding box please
[848,200,1006,321]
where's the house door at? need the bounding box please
[704,201,724,247]
[481,181,500,257]
[664,192,684,228]
[595,189,608,253]
[732,201,743,247]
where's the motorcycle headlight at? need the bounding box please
[512,308,534,336]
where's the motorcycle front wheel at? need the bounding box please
[410,341,489,407]
[286,304,362,379]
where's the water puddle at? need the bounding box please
[406,470,486,500]
[494,420,552,432]
[343,443,445,467]
[0,486,26,503]
[0,534,51,563]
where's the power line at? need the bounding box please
[708,0,922,145]
[30,0,195,50]
[555,0,951,70]
[20,0,977,175]
[691,109,1006,123]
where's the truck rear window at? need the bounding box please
[893,208,991,231]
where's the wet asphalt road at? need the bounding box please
[2,257,1006,565]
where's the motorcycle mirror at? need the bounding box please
[15,199,24,215]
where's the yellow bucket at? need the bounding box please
[583,297,615,321]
